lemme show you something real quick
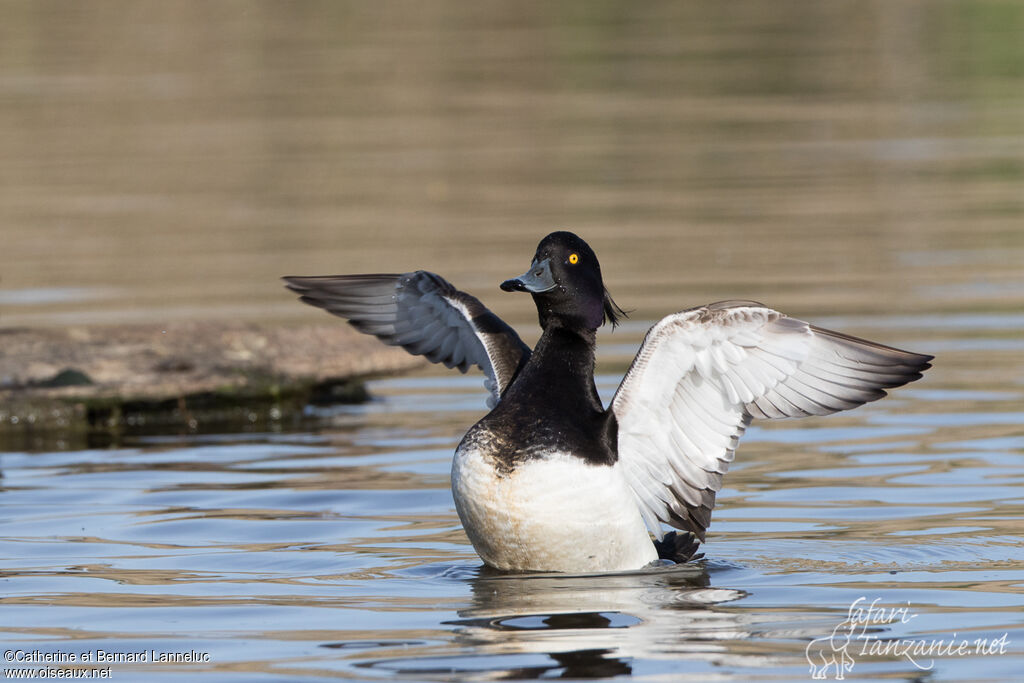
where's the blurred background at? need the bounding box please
[2,0,1021,336]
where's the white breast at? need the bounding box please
[450,447,658,572]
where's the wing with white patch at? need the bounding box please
[610,301,933,540]
[283,272,531,406]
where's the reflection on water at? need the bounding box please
[2,2,1024,681]
[376,567,729,679]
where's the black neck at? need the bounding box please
[517,323,602,411]
[470,319,618,468]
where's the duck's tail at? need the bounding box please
[653,531,703,563]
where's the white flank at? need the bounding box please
[451,448,658,572]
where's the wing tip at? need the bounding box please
[282,275,306,293]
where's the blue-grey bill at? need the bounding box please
[500,258,556,293]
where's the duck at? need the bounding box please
[284,231,933,573]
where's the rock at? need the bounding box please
[34,368,94,388]
[0,322,424,446]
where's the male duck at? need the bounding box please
[284,231,932,573]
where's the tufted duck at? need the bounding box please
[284,231,932,573]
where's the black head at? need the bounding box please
[501,231,626,331]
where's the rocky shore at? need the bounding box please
[0,321,424,447]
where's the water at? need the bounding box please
[3,366,1023,681]
[3,2,1024,681]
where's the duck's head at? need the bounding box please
[501,231,625,331]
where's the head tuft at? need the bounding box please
[603,290,628,329]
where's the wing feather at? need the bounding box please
[283,272,531,405]
[611,301,932,541]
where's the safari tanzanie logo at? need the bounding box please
[806,597,1010,680]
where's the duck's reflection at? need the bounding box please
[481,647,632,680]
[441,562,750,679]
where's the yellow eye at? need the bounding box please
[568,253,579,265]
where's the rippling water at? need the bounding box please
[4,343,1024,681]
[3,1,1024,681]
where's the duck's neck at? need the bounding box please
[519,323,603,411]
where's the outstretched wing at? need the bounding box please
[610,301,932,540]
[283,272,531,406]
